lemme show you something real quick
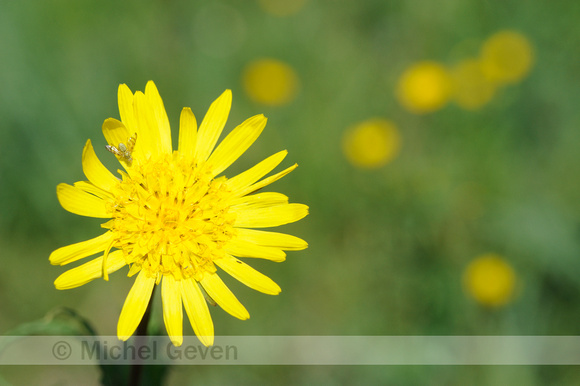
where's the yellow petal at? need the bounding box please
[118,271,156,341]
[127,264,141,277]
[145,81,172,154]
[102,118,131,146]
[235,228,308,251]
[181,278,214,347]
[178,107,198,159]
[73,181,113,200]
[161,275,183,346]
[49,232,114,266]
[226,150,288,195]
[207,114,267,176]
[82,139,119,191]
[133,91,162,158]
[225,238,286,262]
[215,255,281,295]
[230,192,288,209]
[195,89,232,162]
[118,84,137,134]
[57,183,110,218]
[237,163,298,198]
[200,273,249,320]
[234,203,309,228]
[54,250,125,290]
[102,118,138,166]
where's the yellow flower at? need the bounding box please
[396,61,452,114]
[480,30,534,84]
[50,81,309,346]
[242,58,299,106]
[451,58,497,110]
[342,118,401,169]
[463,254,517,307]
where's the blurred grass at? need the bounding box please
[2,0,580,384]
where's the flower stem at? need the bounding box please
[128,286,156,386]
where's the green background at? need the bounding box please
[1,0,580,384]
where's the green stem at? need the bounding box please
[128,286,156,386]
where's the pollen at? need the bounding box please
[104,154,236,282]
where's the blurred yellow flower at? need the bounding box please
[480,30,534,84]
[258,0,308,16]
[342,118,401,169]
[451,58,497,110]
[396,61,452,114]
[50,81,309,347]
[463,254,517,307]
[243,58,299,106]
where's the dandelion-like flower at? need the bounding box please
[480,30,534,85]
[242,58,299,106]
[50,81,309,346]
[396,61,452,114]
[451,59,497,110]
[342,118,401,169]
[463,254,517,307]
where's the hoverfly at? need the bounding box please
[106,133,137,163]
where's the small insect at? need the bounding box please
[106,133,137,163]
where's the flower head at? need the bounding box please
[396,61,452,114]
[463,254,517,307]
[480,30,534,85]
[242,58,299,106]
[342,118,401,169]
[50,81,309,346]
[451,58,497,110]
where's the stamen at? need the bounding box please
[106,154,235,281]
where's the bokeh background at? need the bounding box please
[2,0,580,384]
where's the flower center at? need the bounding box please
[103,153,236,281]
